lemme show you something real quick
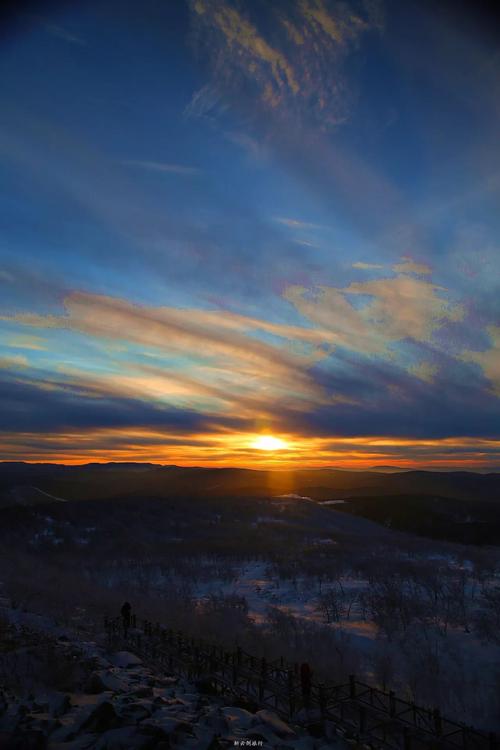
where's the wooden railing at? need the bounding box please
[104,615,497,750]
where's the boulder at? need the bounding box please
[0,729,47,749]
[255,709,296,739]
[221,706,254,730]
[81,701,121,733]
[84,670,128,695]
[116,700,152,723]
[108,652,143,668]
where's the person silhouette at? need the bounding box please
[121,601,131,637]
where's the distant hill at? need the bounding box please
[1,462,500,546]
[0,462,499,507]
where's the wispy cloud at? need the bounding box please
[352,262,385,270]
[4,334,47,351]
[5,291,337,417]
[25,14,85,45]
[224,131,268,162]
[0,354,28,369]
[120,160,202,176]
[0,270,15,283]
[274,216,323,230]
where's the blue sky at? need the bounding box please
[0,0,499,468]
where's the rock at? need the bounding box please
[129,685,153,699]
[0,729,47,749]
[200,707,229,733]
[108,652,143,668]
[255,709,296,739]
[221,706,254,729]
[26,711,61,734]
[95,727,146,749]
[84,672,106,694]
[242,730,271,744]
[95,724,172,749]
[81,701,121,733]
[84,670,128,695]
[116,700,152,723]
[49,692,72,717]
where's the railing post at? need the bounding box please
[403,726,412,750]
[288,670,295,718]
[259,657,267,702]
[359,704,366,735]
[232,650,238,684]
[433,708,442,737]
[349,674,356,700]
[318,683,326,718]
[389,690,396,718]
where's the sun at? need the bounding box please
[251,435,288,451]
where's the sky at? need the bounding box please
[0,0,499,469]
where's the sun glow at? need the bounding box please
[251,435,288,451]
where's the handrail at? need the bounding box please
[103,614,497,750]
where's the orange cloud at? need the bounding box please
[0,428,498,470]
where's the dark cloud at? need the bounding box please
[0,374,246,433]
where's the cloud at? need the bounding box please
[120,160,202,176]
[3,334,47,351]
[224,131,268,162]
[274,217,323,229]
[299,0,349,43]
[392,256,432,275]
[25,14,85,45]
[1,370,498,466]
[284,273,464,357]
[188,0,379,127]
[192,1,299,108]
[0,372,240,434]
[352,262,385,270]
[0,355,28,369]
[462,326,500,397]
[6,291,337,414]
[408,361,439,383]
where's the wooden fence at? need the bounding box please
[104,614,497,750]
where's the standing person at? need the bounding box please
[300,662,313,707]
[121,601,131,637]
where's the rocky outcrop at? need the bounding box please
[0,617,346,749]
